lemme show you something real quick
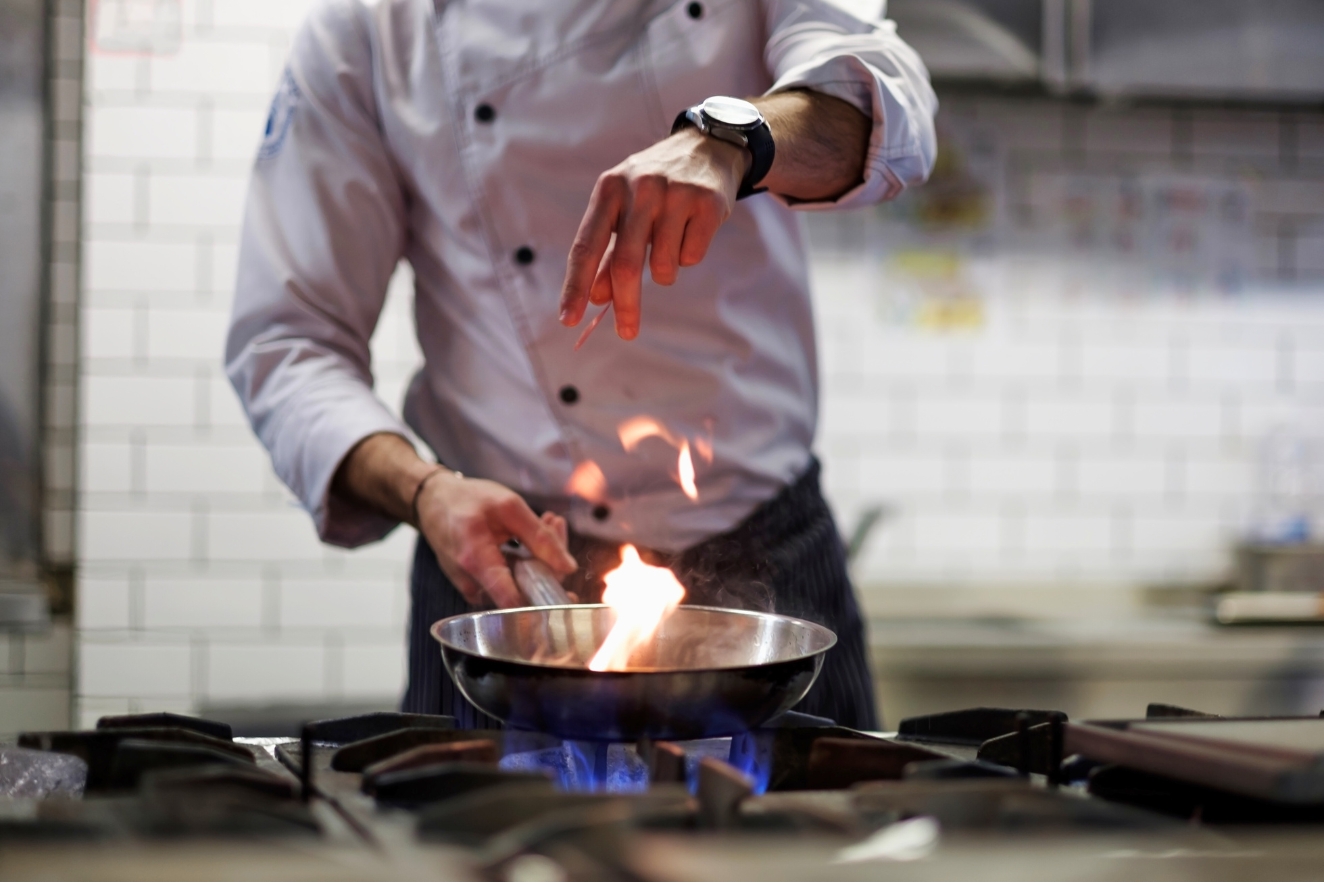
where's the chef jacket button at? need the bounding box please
[515,246,535,265]
[687,2,703,18]
[558,385,579,404]
[592,504,611,521]
[474,103,496,123]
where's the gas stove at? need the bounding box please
[5,704,1324,880]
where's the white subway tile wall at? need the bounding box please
[0,624,75,741]
[74,0,1324,719]
[77,0,418,724]
[815,96,1324,601]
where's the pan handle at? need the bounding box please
[502,540,573,606]
[512,558,573,606]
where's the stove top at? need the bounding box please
[5,703,1324,880]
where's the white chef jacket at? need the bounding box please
[226,0,936,553]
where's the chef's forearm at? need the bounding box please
[753,89,870,203]
[332,432,437,526]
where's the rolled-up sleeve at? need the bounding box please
[225,0,410,548]
[762,0,938,208]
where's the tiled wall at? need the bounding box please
[0,626,74,742]
[74,0,1324,719]
[815,96,1324,612]
[77,0,418,724]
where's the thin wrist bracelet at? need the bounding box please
[410,465,460,527]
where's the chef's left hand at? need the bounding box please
[558,127,749,340]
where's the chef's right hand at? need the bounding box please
[414,470,578,609]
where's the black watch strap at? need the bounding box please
[672,107,776,201]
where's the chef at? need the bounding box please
[226,0,936,730]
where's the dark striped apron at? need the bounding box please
[401,458,879,731]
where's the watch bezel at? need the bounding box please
[697,96,764,130]
[672,96,775,201]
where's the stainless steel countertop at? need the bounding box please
[869,615,1324,674]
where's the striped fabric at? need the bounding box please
[401,459,879,730]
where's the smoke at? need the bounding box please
[560,533,776,615]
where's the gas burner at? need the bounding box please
[20,721,257,793]
[8,713,317,842]
[12,702,1324,879]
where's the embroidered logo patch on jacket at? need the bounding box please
[258,68,302,160]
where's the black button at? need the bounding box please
[592,504,611,521]
[515,246,535,265]
[474,103,495,123]
[558,385,579,405]
[687,2,703,18]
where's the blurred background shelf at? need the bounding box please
[871,612,1324,723]
[890,0,1324,104]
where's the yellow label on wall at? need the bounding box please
[877,249,986,331]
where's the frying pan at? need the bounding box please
[431,604,836,741]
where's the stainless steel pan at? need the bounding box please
[431,604,836,741]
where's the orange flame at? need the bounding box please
[618,416,680,452]
[588,545,686,672]
[694,435,714,464]
[617,416,701,501]
[678,440,698,501]
[565,460,608,501]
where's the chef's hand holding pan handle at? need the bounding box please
[414,471,577,609]
[332,433,577,609]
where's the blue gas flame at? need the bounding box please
[726,732,773,795]
[500,734,772,795]
[500,741,649,792]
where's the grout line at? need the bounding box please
[944,443,968,504]
[192,363,212,430]
[1112,387,1135,450]
[129,428,146,499]
[1055,442,1078,504]
[1164,444,1185,505]
[1277,332,1295,395]
[132,300,149,366]
[1167,335,1188,392]
[133,56,150,97]
[1110,504,1132,562]
[190,496,209,566]
[195,230,213,300]
[324,632,344,701]
[1000,504,1024,561]
[132,163,149,233]
[261,564,281,636]
[191,632,209,708]
[195,98,213,170]
[1220,392,1240,452]
[128,565,145,631]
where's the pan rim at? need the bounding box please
[430,603,838,674]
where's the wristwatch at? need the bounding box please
[672,96,775,200]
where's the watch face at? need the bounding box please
[700,96,761,128]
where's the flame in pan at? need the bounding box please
[587,545,686,671]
